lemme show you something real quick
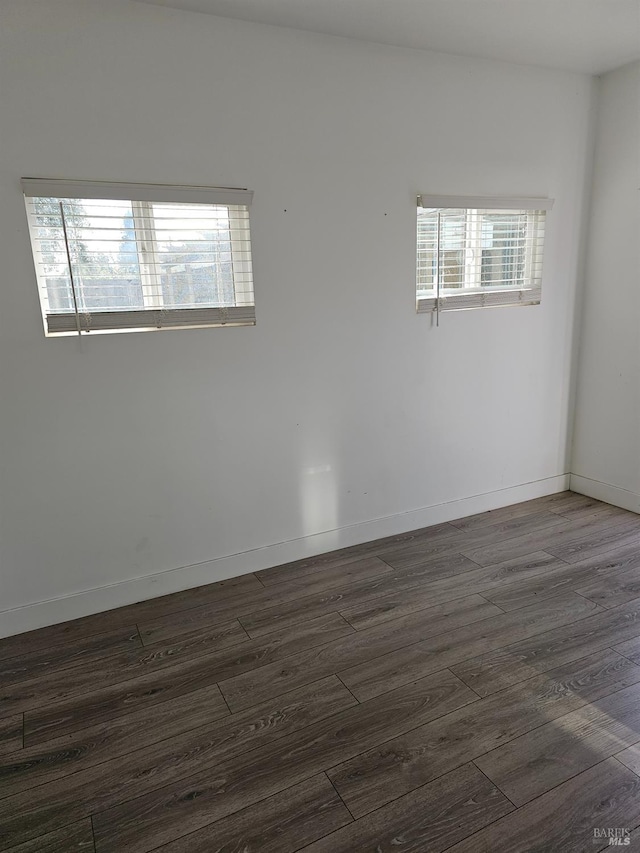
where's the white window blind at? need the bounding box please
[22,179,255,335]
[416,194,553,316]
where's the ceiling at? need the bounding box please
[135,0,640,75]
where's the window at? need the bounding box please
[416,194,553,315]
[23,179,255,335]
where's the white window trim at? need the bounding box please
[417,194,554,211]
[416,194,553,315]
[21,178,252,207]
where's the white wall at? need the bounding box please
[0,0,595,634]
[571,62,640,512]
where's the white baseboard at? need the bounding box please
[569,473,640,515]
[0,473,570,639]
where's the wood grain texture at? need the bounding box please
[255,523,461,585]
[297,763,513,853]
[480,543,640,611]
[2,620,248,718]
[462,510,568,540]
[626,824,640,847]
[614,634,640,663]
[1,683,229,798]
[462,513,640,567]
[267,556,394,592]
[475,656,640,804]
[136,558,389,645]
[615,743,640,777]
[576,562,640,608]
[451,595,640,697]
[448,492,602,531]
[339,592,600,702]
[539,492,632,518]
[0,625,142,689]
[90,671,476,853]
[219,594,501,711]
[546,520,640,565]
[20,661,230,747]
[444,758,640,853]
[552,503,634,523]
[22,612,353,745]
[0,715,22,756]
[0,572,261,662]
[0,676,356,849]
[3,491,640,853]
[379,510,579,573]
[151,774,352,853]
[328,648,636,818]
[5,821,95,853]
[241,552,481,638]
[366,531,469,571]
[138,586,288,644]
[338,551,565,630]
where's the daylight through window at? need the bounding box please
[23,179,255,335]
[416,195,553,314]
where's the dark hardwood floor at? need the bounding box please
[2,491,640,852]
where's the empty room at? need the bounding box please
[1,0,640,850]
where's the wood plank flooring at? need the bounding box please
[2,491,640,851]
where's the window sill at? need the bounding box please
[417,288,541,313]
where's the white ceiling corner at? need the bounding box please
[132,0,640,75]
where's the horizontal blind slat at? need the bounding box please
[24,182,255,334]
[46,306,256,333]
[417,287,541,313]
[416,202,548,312]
